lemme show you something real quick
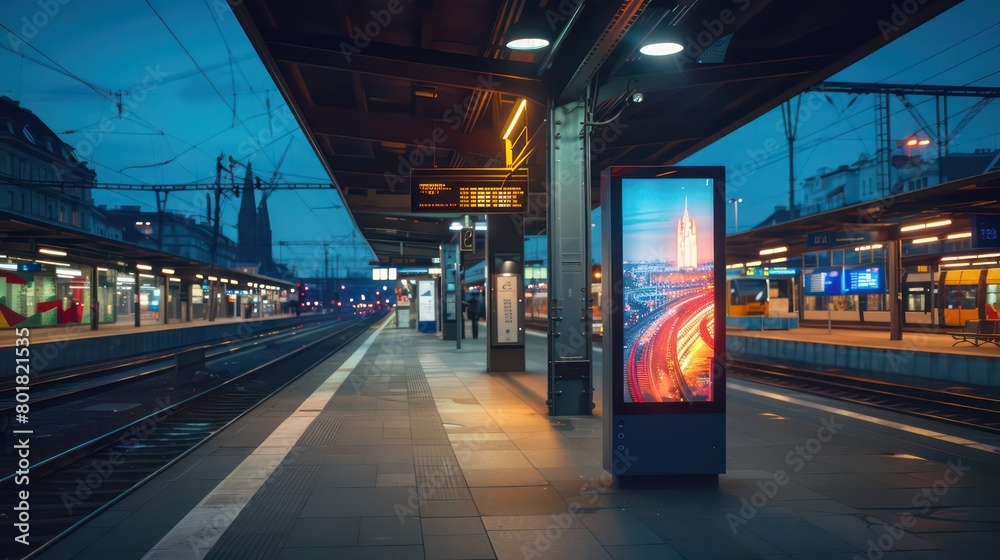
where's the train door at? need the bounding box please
[986,269,1000,320]
[942,270,981,327]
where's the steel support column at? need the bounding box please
[547,99,593,416]
[440,244,460,340]
[486,214,525,373]
[888,239,902,340]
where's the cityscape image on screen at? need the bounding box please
[621,178,715,403]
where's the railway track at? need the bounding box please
[0,316,341,410]
[729,358,1000,434]
[2,313,385,559]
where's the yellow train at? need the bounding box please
[727,278,770,317]
[940,268,1000,327]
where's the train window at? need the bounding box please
[962,286,978,309]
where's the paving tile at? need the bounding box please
[463,468,548,487]
[419,499,481,517]
[425,534,496,560]
[743,517,858,555]
[300,487,415,517]
[605,544,684,560]
[285,517,360,547]
[578,508,663,546]
[358,516,423,545]
[378,473,417,486]
[487,529,612,560]
[314,464,378,488]
[471,487,570,516]
[482,514,586,531]
[421,517,487,536]
[275,545,425,560]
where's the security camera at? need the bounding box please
[631,92,644,104]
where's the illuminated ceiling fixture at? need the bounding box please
[972,261,998,266]
[759,246,787,256]
[505,13,551,50]
[946,232,972,239]
[502,99,528,141]
[639,25,684,56]
[769,257,787,263]
[413,85,438,99]
[911,236,938,244]
[449,222,462,231]
[745,260,762,267]
[161,268,175,275]
[39,248,67,257]
[136,264,153,271]
[900,219,952,232]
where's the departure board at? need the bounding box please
[804,267,844,295]
[844,266,883,294]
[410,168,527,213]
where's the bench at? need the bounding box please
[949,320,1000,347]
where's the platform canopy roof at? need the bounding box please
[232,0,960,262]
[725,169,1000,263]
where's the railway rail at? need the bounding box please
[2,312,385,559]
[729,358,1000,434]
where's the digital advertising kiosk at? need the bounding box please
[601,166,726,484]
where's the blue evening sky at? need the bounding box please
[621,178,715,264]
[2,0,997,271]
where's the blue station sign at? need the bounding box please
[807,231,877,247]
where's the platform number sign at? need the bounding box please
[973,216,1000,248]
[460,227,474,252]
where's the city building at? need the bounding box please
[101,206,239,267]
[676,197,698,268]
[0,95,120,239]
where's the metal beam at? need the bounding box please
[263,30,547,101]
[304,105,501,156]
[596,54,837,105]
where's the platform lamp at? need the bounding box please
[728,197,743,233]
[901,136,931,157]
[504,11,552,50]
[639,24,684,56]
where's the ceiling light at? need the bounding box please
[505,14,551,50]
[900,219,951,232]
[136,264,152,271]
[972,261,998,266]
[639,26,684,57]
[947,232,972,239]
[759,246,787,256]
[39,248,67,257]
[449,222,462,231]
[36,259,71,267]
[502,99,528,141]
[745,260,762,267]
[161,268,175,275]
[769,257,787,263]
[414,85,438,99]
[912,236,938,244]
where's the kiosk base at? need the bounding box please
[617,474,719,489]
[604,413,725,478]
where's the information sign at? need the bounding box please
[410,168,527,213]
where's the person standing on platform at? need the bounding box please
[467,294,481,339]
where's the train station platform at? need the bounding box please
[0,312,333,374]
[729,326,1000,389]
[36,315,1000,560]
